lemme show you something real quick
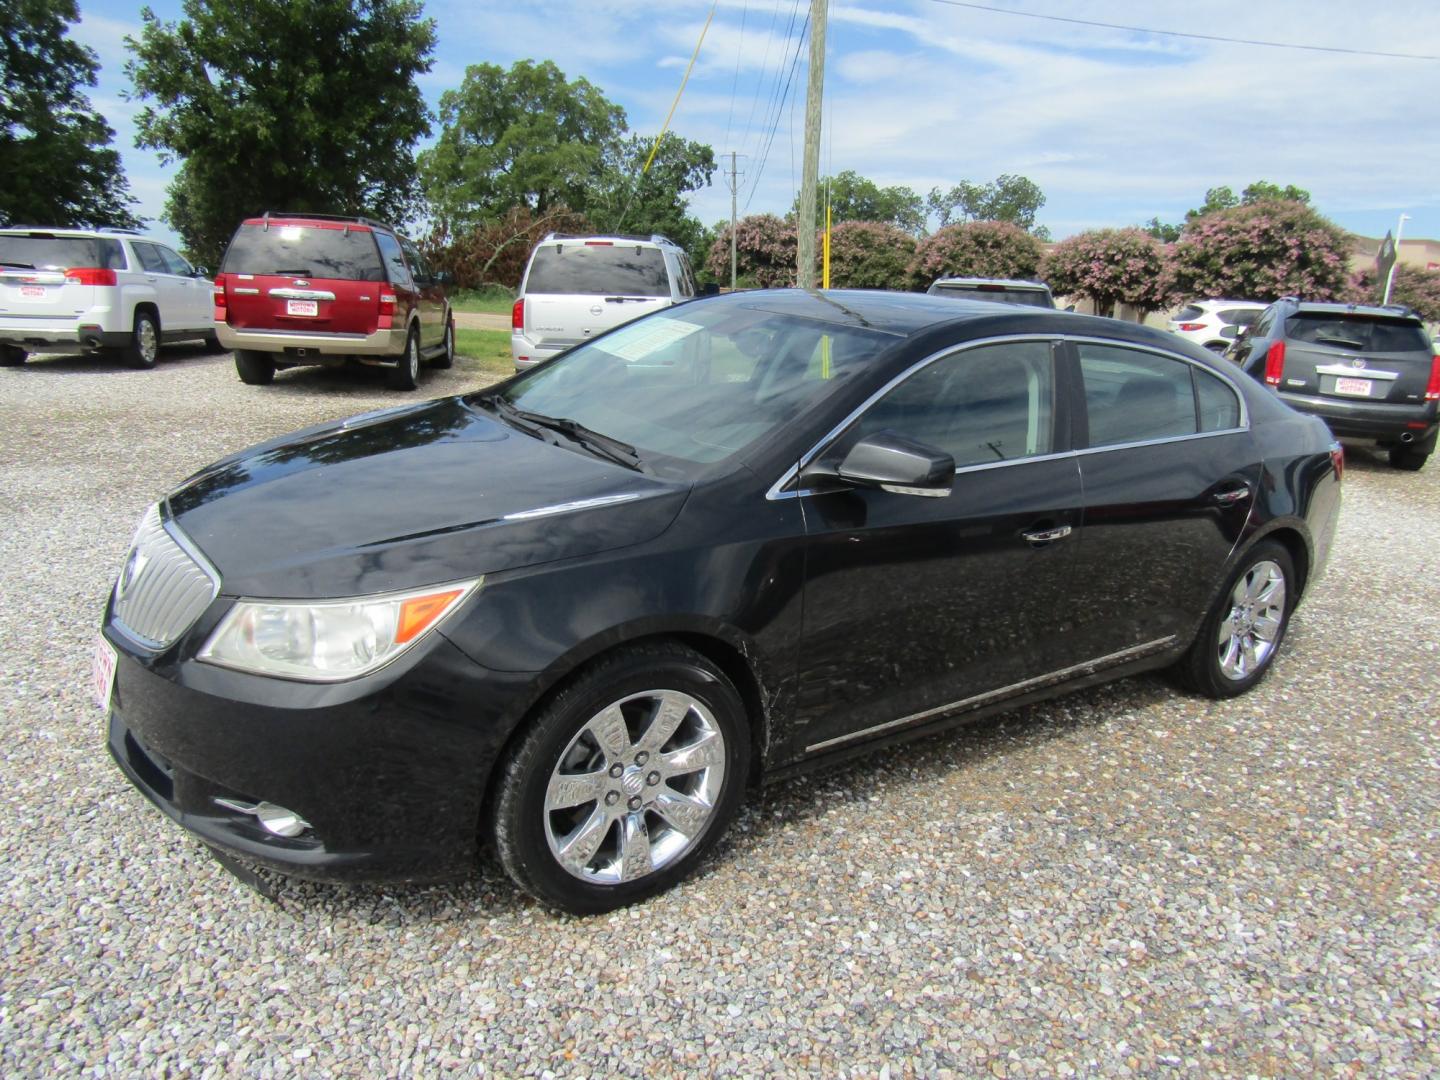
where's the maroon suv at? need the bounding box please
[214,213,454,390]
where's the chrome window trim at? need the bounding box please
[804,635,1177,754]
[766,331,1251,501]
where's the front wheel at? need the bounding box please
[235,349,275,385]
[491,643,751,914]
[1173,540,1295,698]
[1389,445,1429,472]
[386,327,421,390]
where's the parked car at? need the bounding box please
[927,277,1056,308]
[98,290,1341,913]
[1168,299,1265,352]
[1230,297,1439,471]
[213,212,453,391]
[511,233,702,370]
[0,227,217,368]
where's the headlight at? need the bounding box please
[198,579,481,681]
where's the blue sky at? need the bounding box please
[71,0,1440,249]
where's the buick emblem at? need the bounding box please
[1350,357,1366,369]
[117,550,149,600]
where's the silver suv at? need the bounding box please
[511,233,703,370]
[0,227,217,368]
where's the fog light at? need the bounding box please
[214,797,312,838]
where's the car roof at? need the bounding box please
[1289,300,1422,322]
[930,277,1048,289]
[538,233,681,249]
[0,227,145,238]
[1189,298,1265,308]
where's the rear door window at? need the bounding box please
[1078,343,1200,447]
[133,243,169,273]
[0,234,124,270]
[525,243,670,297]
[220,224,385,281]
[1285,313,1431,353]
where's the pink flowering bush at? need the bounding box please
[1171,200,1349,302]
[706,214,797,288]
[1040,228,1177,319]
[820,220,916,290]
[907,221,1044,290]
[1346,264,1440,321]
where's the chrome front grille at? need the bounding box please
[111,504,219,649]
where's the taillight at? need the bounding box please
[63,267,116,286]
[212,273,227,311]
[1426,354,1440,401]
[512,297,524,331]
[1330,442,1345,481]
[1264,341,1286,386]
[1177,322,1205,332]
[378,290,396,330]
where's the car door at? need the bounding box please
[374,231,422,344]
[132,242,191,333]
[788,337,1087,759]
[399,236,444,347]
[155,245,210,330]
[1065,338,1259,660]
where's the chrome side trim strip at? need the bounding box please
[502,492,643,521]
[268,288,337,301]
[803,635,1177,754]
[232,287,259,295]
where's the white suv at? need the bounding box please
[1167,299,1265,353]
[0,227,217,368]
[511,233,706,370]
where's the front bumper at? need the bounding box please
[216,323,406,360]
[1277,391,1438,447]
[104,626,536,883]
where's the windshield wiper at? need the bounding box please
[1,261,37,270]
[477,394,643,471]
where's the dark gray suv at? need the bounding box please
[1231,298,1438,471]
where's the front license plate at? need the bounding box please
[1333,376,1373,397]
[92,635,117,713]
[286,299,318,317]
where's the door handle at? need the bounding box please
[1022,525,1072,544]
[1213,485,1252,506]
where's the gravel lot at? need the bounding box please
[2,344,1437,1078]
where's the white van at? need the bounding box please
[511,233,705,370]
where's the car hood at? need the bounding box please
[167,397,689,598]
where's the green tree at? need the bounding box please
[926,174,1046,234]
[1142,216,1183,243]
[790,170,925,234]
[590,132,716,254]
[126,0,435,267]
[419,60,626,231]
[1,0,138,227]
[1185,180,1311,222]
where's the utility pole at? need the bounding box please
[796,0,827,289]
[729,151,739,290]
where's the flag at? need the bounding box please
[1376,230,1397,282]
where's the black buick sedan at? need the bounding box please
[99,290,1342,913]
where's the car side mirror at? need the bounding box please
[805,432,955,497]
[194,266,209,277]
[1064,304,1076,312]
[700,282,720,297]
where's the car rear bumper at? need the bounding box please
[511,332,567,370]
[217,323,406,359]
[103,627,533,883]
[1276,391,1438,446]
[0,317,130,352]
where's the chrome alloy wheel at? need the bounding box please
[137,318,158,364]
[544,690,726,884]
[1216,559,1286,681]
[405,334,419,380]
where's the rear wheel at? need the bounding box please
[491,643,750,914]
[387,326,421,391]
[1174,540,1294,698]
[235,349,275,385]
[430,318,455,370]
[1388,445,1429,472]
[123,311,160,369]
[0,345,24,366]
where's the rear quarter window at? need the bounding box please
[524,244,670,297]
[1285,313,1431,353]
[221,224,385,282]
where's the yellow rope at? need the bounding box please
[643,1,718,175]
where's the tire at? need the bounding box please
[204,331,223,353]
[123,310,160,369]
[234,349,275,386]
[430,318,455,370]
[0,344,24,366]
[387,326,421,390]
[1173,540,1295,699]
[1388,445,1429,472]
[491,643,751,914]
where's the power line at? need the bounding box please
[744,5,810,211]
[738,0,786,170]
[722,0,749,152]
[925,0,1440,61]
[744,0,804,171]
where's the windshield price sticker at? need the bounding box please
[592,318,702,362]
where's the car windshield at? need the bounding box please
[0,234,124,270]
[524,242,669,296]
[221,224,385,281]
[930,284,1052,308]
[479,304,891,475]
[1287,312,1431,353]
